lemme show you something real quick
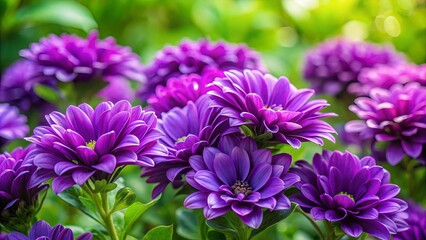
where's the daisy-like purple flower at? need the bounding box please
[7,220,92,240]
[147,71,222,116]
[303,38,405,96]
[209,69,336,148]
[184,137,299,229]
[142,95,238,198]
[0,104,29,148]
[291,150,408,240]
[394,200,426,240]
[137,39,266,101]
[0,145,48,233]
[20,31,144,83]
[345,83,426,165]
[0,60,56,112]
[349,64,426,96]
[26,100,167,194]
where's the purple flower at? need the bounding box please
[184,137,299,229]
[137,39,266,101]
[142,96,238,198]
[209,69,336,148]
[26,100,167,194]
[345,83,426,165]
[0,145,48,232]
[291,150,408,239]
[147,71,222,116]
[394,200,426,240]
[0,60,56,112]
[7,220,92,240]
[349,64,426,96]
[303,38,405,96]
[97,77,135,103]
[0,104,29,148]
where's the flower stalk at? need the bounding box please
[296,207,325,240]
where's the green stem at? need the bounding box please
[296,207,325,240]
[324,221,336,240]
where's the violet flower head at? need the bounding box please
[7,220,92,240]
[138,39,266,101]
[142,95,238,198]
[0,145,48,232]
[26,100,167,194]
[0,104,29,148]
[291,150,408,240]
[20,31,144,83]
[345,83,426,165]
[209,69,336,148]
[349,64,426,96]
[0,60,56,112]
[303,38,405,96]
[184,137,299,229]
[393,200,426,240]
[147,71,222,116]
[97,77,135,103]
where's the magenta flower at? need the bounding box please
[0,104,29,148]
[303,38,405,96]
[7,220,92,240]
[291,151,408,239]
[209,69,336,148]
[349,64,426,96]
[20,31,144,83]
[0,60,56,112]
[184,137,299,229]
[345,83,426,165]
[142,96,238,198]
[0,145,48,232]
[97,77,136,103]
[137,39,266,101]
[393,200,426,240]
[26,100,167,194]
[147,71,222,116]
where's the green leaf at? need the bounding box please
[176,208,199,240]
[142,225,173,240]
[111,187,135,213]
[58,186,101,224]
[207,230,226,240]
[15,0,97,32]
[33,84,61,104]
[93,179,117,193]
[206,212,240,239]
[250,203,297,237]
[78,195,97,214]
[123,197,160,238]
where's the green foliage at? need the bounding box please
[123,197,160,239]
[250,203,297,238]
[142,225,173,240]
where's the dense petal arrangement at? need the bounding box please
[137,39,266,101]
[0,60,55,112]
[20,31,144,83]
[345,83,426,165]
[349,64,426,96]
[142,95,237,197]
[147,71,222,116]
[26,100,167,194]
[303,38,405,96]
[0,145,48,231]
[393,200,426,240]
[0,104,29,147]
[209,69,336,148]
[7,220,92,240]
[184,137,299,229]
[291,151,408,239]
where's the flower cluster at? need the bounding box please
[26,100,167,194]
[345,83,426,165]
[184,137,299,229]
[209,70,336,148]
[0,104,29,148]
[138,39,266,101]
[7,220,93,240]
[349,64,426,96]
[291,151,408,239]
[0,145,48,232]
[303,38,405,96]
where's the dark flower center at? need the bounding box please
[176,136,187,144]
[337,191,355,202]
[86,140,96,150]
[231,180,253,196]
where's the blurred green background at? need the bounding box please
[1,0,425,239]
